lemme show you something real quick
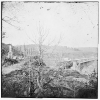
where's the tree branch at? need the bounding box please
[2,18,21,30]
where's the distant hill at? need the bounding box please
[78,47,98,53]
[15,44,38,56]
[15,44,98,59]
[15,44,98,53]
[15,44,81,55]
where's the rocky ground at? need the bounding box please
[1,58,98,98]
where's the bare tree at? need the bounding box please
[25,21,63,93]
[2,2,63,94]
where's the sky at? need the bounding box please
[2,1,98,47]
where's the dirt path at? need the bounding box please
[2,61,26,75]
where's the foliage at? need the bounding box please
[1,43,9,58]
[2,43,23,58]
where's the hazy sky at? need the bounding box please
[2,2,98,47]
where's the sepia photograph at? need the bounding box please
[1,1,98,98]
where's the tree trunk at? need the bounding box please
[37,72,43,91]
